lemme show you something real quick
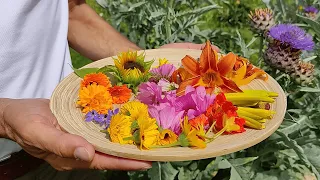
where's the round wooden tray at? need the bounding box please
[50,49,287,162]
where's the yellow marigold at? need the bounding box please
[157,129,178,146]
[108,114,133,144]
[77,84,113,114]
[120,101,149,121]
[181,117,206,149]
[109,85,132,104]
[137,116,159,149]
[81,73,111,88]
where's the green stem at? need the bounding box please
[205,121,216,136]
[258,35,264,68]
[207,126,227,143]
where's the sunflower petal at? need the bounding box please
[217,52,237,76]
[199,41,218,73]
[220,76,243,92]
[176,76,201,96]
[181,55,200,76]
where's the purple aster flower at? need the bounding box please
[85,110,98,122]
[269,24,314,50]
[137,82,162,105]
[148,105,184,135]
[150,64,176,81]
[304,6,319,14]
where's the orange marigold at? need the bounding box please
[109,85,132,104]
[81,73,111,88]
[77,84,113,114]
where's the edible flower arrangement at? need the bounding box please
[74,41,278,150]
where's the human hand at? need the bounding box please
[160,42,220,52]
[2,99,151,171]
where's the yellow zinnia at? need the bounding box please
[157,129,178,146]
[120,101,149,121]
[108,114,133,145]
[137,116,159,149]
[77,84,113,114]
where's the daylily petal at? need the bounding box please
[176,76,201,96]
[234,61,247,79]
[220,76,243,92]
[236,71,268,86]
[199,40,218,73]
[171,68,193,84]
[217,52,237,76]
[181,55,200,76]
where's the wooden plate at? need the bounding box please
[50,49,287,162]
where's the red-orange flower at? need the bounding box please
[206,93,245,135]
[81,73,111,88]
[109,85,132,104]
[176,41,242,96]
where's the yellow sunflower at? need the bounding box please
[108,114,133,145]
[137,116,159,149]
[77,84,113,114]
[113,51,154,86]
[120,101,149,121]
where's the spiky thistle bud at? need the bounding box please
[249,8,275,34]
[264,24,315,73]
[291,61,315,85]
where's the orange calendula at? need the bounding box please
[81,72,111,88]
[176,40,242,96]
[109,85,132,104]
[157,129,178,146]
[77,84,113,114]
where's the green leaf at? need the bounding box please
[148,162,179,180]
[297,14,320,37]
[177,167,200,180]
[298,87,320,93]
[72,67,99,78]
[228,157,259,167]
[178,133,189,147]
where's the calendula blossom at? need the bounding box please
[81,72,111,88]
[157,129,178,146]
[109,85,132,104]
[108,114,133,144]
[77,84,113,114]
[120,101,149,121]
[180,117,206,148]
[137,116,160,149]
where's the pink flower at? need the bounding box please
[137,82,162,105]
[150,64,176,81]
[148,105,184,134]
[158,78,178,92]
[176,86,215,119]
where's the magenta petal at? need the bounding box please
[137,82,162,105]
[150,64,176,81]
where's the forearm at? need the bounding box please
[0,98,11,138]
[68,2,141,61]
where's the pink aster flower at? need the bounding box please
[150,64,176,81]
[175,86,216,119]
[148,105,184,134]
[137,82,162,105]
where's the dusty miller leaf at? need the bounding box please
[148,162,178,180]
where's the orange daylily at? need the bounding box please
[176,41,242,96]
[228,57,268,86]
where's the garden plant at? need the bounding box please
[71,0,320,179]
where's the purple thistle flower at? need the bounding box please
[304,6,319,14]
[137,82,162,105]
[269,24,314,51]
[150,64,176,81]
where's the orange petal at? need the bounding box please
[171,68,193,84]
[220,76,243,92]
[218,52,237,76]
[181,55,200,76]
[199,40,218,73]
[232,59,247,80]
[176,76,201,96]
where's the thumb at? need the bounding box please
[35,124,95,162]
